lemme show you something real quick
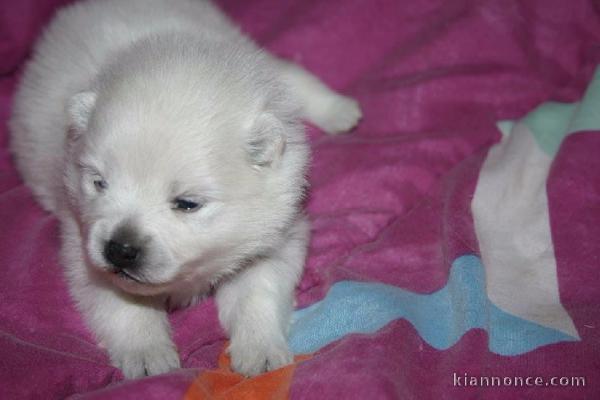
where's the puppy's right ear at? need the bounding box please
[245,112,286,169]
[67,91,97,133]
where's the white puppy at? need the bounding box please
[9,0,360,378]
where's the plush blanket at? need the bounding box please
[1,0,599,399]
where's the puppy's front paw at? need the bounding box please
[110,342,180,379]
[228,337,293,377]
[316,94,362,134]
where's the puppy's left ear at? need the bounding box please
[67,91,97,133]
[245,113,286,168]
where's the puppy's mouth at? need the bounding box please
[106,266,178,297]
[113,268,143,283]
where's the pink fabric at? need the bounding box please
[1,0,599,398]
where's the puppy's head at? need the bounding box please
[63,36,308,295]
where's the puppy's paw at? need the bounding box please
[111,342,180,379]
[228,337,293,377]
[315,94,362,134]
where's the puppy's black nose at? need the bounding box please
[104,240,141,271]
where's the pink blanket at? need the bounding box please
[1,0,600,398]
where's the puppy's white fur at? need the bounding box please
[10,0,361,378]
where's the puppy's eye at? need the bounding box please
[173,198,202,212]
[93,177,108,192]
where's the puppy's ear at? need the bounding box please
[245,113,286,168]
[67,91,97,132]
